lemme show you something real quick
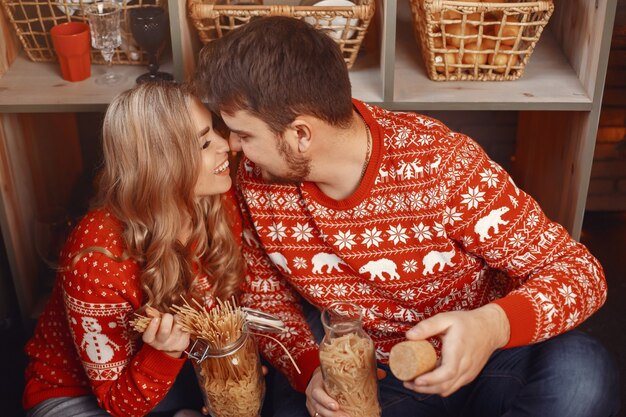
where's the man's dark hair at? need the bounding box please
[194,16,354,134]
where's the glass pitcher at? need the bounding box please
[319,301,381,417]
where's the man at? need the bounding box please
[194,16,620,417]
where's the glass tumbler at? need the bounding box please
[319,301,381,417]
[188,325,265,417]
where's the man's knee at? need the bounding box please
[541,331,620,416]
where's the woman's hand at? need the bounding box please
[142,311,190,358]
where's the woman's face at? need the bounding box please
[190,98,232,197]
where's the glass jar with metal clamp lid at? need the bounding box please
[185,305,286,417]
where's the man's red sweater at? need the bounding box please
[237,100,607,392]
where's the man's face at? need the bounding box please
[221,109,311,184]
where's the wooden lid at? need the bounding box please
[389,340,437,381]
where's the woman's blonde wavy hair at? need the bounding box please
[93,82,243,310]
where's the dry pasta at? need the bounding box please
[129,306,161,333]
[193,339,264,417]
[172,298,265,417]
[130,299,265,417]
[129,315,151,333]
[319,333,381,417]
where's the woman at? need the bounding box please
[22,82,243,417]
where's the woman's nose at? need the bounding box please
[217,136,231,154]
[228,133,242,152]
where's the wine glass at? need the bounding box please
[130,6,173,83]
[84,1,126,85]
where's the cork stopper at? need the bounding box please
[388,340,437,381]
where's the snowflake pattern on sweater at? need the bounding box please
[23,209,213,416]
[236,100,607,392]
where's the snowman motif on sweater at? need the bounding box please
[80,317,120,364]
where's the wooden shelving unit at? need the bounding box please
[0,54,174,112]
[0,0,618,322]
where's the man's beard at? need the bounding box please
[263,138,311,184]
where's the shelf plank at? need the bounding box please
[0,5,19,76]
[513,111,596,239]
[0,54,174,113]
[392,7,592,111]
[0,50,384,111]
[169,0,201,82]
[0,113,39,321]
[550,0,615,101]
[348,41,384,104]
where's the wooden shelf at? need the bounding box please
[0,52,384,110]
[389,2,592,111]
[0,54,174,113]
[0,4,592,113]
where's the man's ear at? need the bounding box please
[290,118,313,153]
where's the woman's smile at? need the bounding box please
[214,159,230,175]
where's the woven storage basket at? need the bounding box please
[187,0,375,69]
[409,0,554,81]
[1,0,167,65]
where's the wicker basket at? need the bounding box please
[1,0,167,65]
[409,0,554,81]
[187,0,375,69]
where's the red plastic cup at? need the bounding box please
[50,22,91,82]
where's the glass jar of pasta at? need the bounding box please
[188,324,265,417]
[319,301,381,417]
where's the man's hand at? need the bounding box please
[403,303,510,397]
[304,366,386,417]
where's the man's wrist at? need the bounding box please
[484,303,511,348]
